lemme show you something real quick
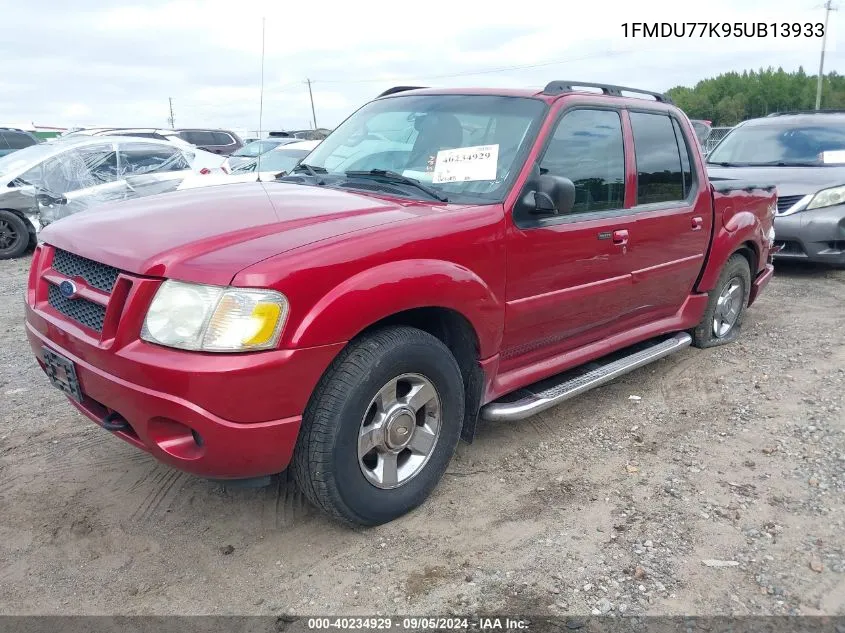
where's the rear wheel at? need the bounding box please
[293,326,464,526]
[692,253,751,348]
[0,211,30,260]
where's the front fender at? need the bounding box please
[288,259,504,358]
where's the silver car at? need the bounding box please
[0,136,205,259]
[706,111,845,268]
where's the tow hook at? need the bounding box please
[101,411,130,432]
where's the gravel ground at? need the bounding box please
[0,255,843,617]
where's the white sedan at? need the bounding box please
[0,135,229,258]
[178,140,320,190]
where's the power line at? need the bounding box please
[816,0,838,109]
[310,49,635,85]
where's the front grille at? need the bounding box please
[776,195,805,213]
[48,284,107,332]
[52,249,119,293]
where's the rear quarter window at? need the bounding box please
[630,112,685,205]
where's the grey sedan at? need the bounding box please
[706,111,845,267]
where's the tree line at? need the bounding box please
[666,68,845,127]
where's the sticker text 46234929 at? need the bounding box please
[432,145,499,184]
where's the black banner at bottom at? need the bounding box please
[0,616,843,633]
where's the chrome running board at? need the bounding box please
[480,332,692,422]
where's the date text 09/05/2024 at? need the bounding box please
[306,617,530,630]
[621,22,825,38]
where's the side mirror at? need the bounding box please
[522,173,576,216]
[35,191,67,207]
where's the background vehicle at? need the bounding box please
[690,119,712,145]
[26,82,775,526]
[179,140,320,190]
[172,129,243,155]
[706,110,845,267]
[0,128,40,157]
[0,136,220,258]
[225,137,305,170]
[269,128,332,140]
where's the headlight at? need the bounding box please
[807,184,845,210]
[140,280,288,352]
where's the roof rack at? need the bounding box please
[377,86,428,98]
[766,109,845,117]
[542,81,672,104]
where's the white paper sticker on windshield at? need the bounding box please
[432,144,499,184]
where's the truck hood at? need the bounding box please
[39,182,426,286]
[706,164,845,197]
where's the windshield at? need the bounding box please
[0,142,60,175]
[233,140,282,157]
[298,94,546,203]
[233,148,310,174]
[707,122,845,165]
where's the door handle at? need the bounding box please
[612,229,629,245]
[691,216,704,230]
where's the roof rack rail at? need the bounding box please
[766,109,845,117]
[542,81,672,104]
[377,86,428,98]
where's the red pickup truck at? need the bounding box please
[25,82,776,526]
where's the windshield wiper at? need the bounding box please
[290,162,327,184]
[345,169,448,202]
[753,161,821,167]
[706,161,746,167]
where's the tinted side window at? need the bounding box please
[540,109,625,214]
[2,131,37,149]
[212,131,234,145]
[671,118,694,198]
[630,112,684,205]
[181,131,214,146]
[118,143,190,175]
[38,145,118,193]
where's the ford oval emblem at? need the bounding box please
[59,280,78,299]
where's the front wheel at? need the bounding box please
[691,253,752,348]
[0,210,31,260]
[293,326,465,526]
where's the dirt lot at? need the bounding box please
[0,254,843,617]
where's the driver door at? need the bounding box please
[501,107,635,371]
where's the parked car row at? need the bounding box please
[180,140,321,189]
[61,127,244,156]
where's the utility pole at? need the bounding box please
[816,0,837,110]
[306,79,317,130]
[167,97,175,128]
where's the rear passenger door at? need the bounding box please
[623,111,712,323]
[502,107,634,369]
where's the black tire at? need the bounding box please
[293,326,464,526]
[691,253,752,349]
[0,210,30,260]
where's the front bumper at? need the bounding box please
[773,204,845,265]
[26,307,344,479]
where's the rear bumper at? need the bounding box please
[748,263,774,307]
[773,205,845,265]
[26,315,344,479]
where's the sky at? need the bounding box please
[0,0,842,134]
